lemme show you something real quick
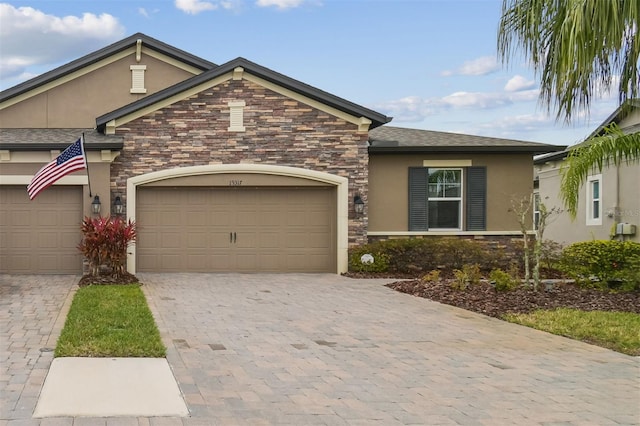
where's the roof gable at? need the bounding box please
[96,57,391,133]
[0,33,216,106]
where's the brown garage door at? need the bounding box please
[137,186,336,273]
[0,186,83,274]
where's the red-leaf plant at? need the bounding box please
[78,216,137,277]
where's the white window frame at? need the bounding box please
[427,168,463,230]
[586,174,602,226]
[533,191,540,230]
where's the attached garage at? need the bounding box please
[0,186,83,274]
[136,185,337,273]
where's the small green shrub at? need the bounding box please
[559,240,640,290]
[348,243,390,272]
[421,270,441,283]
[489,268,518,292]
[451,264,481,291]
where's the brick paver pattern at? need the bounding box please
[1,273,639,425]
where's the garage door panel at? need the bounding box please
[0,186,82,274]
[137,186,335,272]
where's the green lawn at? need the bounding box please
[504,309,640,356]
[55,284,166,358]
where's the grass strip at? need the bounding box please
[504,308,640,356]
[55,284,166,358]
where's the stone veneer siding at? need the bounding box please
[110,78,369,245]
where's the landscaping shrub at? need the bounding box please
[348,242,390,272]
[489,268,518,292]
[78,216,137,277]
[348,237,513,275]
[451,263,482,290]
[559,240,640,290]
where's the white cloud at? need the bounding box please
[175,0,217,14]
[504,75,536,92]
[372,85,543,124]
[443,91,511,109]
[0,4,125,81]
[256,0,306,9]
[174,0,240,14]
[442,56,500,77]
[371,96,447,123]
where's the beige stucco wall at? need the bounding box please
[536,160,640,245]
[0,53,198,128]
[368,153,533,233]
[0,151,116,217]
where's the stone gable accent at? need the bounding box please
[111,78,369,245]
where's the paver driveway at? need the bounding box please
[1,273,639,425]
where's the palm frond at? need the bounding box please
[560,124,640,218]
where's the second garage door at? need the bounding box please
[136,186,336,272]
[0,185,83,274]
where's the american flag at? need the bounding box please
[27,136,87,200]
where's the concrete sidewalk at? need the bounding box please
[1,273,639,425]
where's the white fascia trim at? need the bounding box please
[0,175,88,185]
[126,164,349,275]
[1,48,136,110]
[106,73,233,134]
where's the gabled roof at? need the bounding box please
[0,33,216,104]
[369,126,565,154]
[96,57,392,132]
[534,99,640,164]
[0,129,123,151]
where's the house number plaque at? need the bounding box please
[229,180,243,186]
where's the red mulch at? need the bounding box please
[77,272,141,287]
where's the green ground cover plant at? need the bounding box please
[55,284,166,358]
[504,309,640,356]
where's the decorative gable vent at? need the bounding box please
[228,100,246,132]
[130,65,147,94]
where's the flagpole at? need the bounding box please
[82,133,93,197]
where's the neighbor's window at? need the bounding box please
[533,192,541,230]
[427,168,462,229]
[586,174,602,226]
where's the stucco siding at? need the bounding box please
[0,54,198,128]
[537,161,639,245]
[368,153,533,233]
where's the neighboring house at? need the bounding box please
[0,33,563,275]
[534,100,640,246]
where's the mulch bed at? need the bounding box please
[77,272,141,287]
[385,278,640,318]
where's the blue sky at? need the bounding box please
[0,0,620,145]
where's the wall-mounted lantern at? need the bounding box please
[91,195,102,215]
[113,196,124,215]
[354,195,365,214]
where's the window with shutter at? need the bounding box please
[408,166,486,231]
[466,166,486,231]
[408,167,428,231]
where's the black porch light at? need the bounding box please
[91,195,102,215]
[354,195,365,214]
[113,196,124,215]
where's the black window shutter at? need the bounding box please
[466,166,486,231]
[408,167,428,231]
